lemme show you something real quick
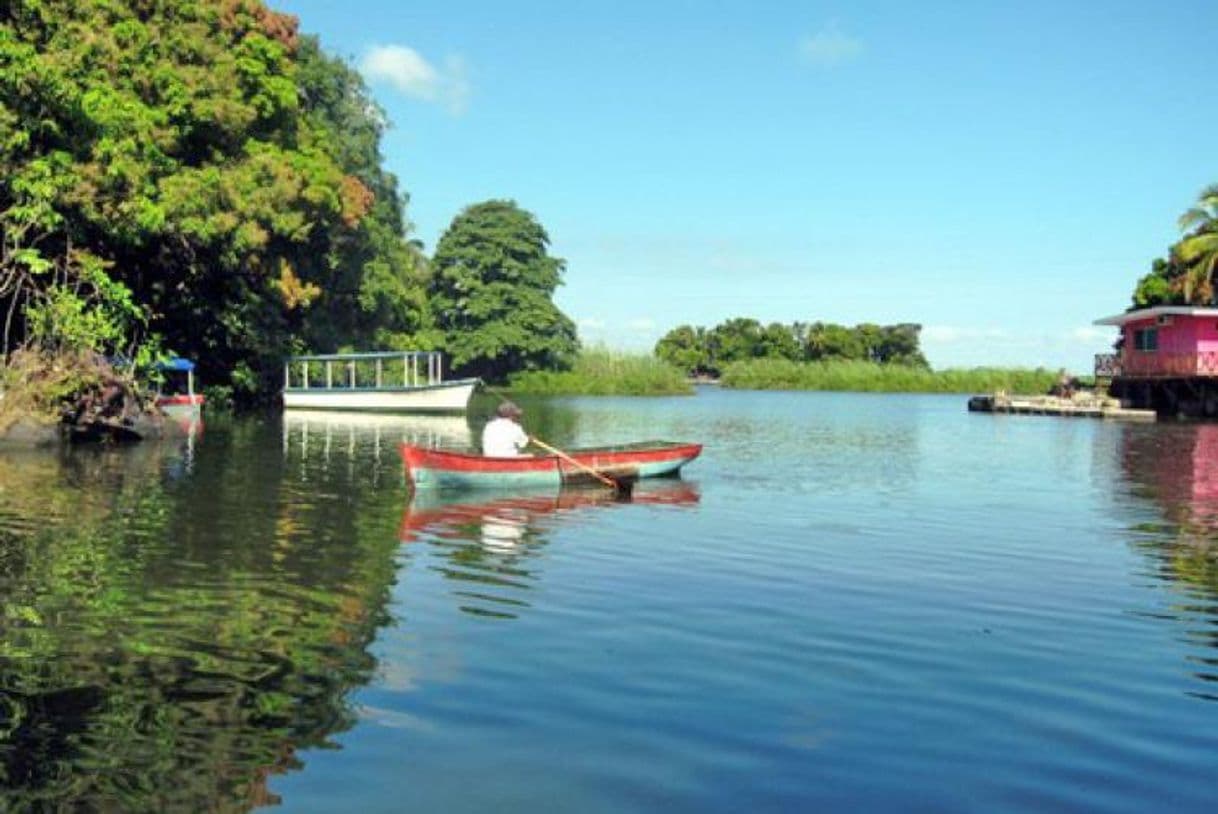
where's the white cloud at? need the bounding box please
[360,45,469,113]
[922,325,1007,343]
[799,24,863,67]
[1071,326,1114,343]
[578,317,606,331]
[628,317,656,333]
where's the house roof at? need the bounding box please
[1093,306,1218,327]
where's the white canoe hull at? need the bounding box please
[283,379,478,413]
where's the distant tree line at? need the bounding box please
[654,319,928,377]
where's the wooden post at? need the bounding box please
[412,354,418,387]
[302,361,309,389]
[326,361,332,389]
[376,358,383,389]
[349,361,355,388]
[187,370,194,397]
[284,363,290,390]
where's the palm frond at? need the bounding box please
[1178,232,1218,262]
[1179,207,1213,233]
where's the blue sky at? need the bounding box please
[277,0,1218,371]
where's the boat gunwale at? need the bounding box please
[404,439,701,463]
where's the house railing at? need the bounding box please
[1096,350,1218,379]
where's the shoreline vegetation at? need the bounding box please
[505,351,1063,396]
[509,349,692,396]
[718,359,1062,394]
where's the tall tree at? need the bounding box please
[429,200,577,381]
[1176,183,1218,305]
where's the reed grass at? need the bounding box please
[718,358,1061,394]
[509,348,693,395]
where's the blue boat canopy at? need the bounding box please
[157,357,196,372]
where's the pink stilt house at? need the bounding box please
[1094,306,1218,416]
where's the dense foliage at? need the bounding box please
[719,358,1059,394]
[430,200,578,382]
[655,319,928,377]
[1131,184,1218,308]
[0,0,430,404]
[509,347,691,396]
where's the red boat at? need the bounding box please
[399,440,702,491]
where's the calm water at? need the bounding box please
[2,389,1218,812]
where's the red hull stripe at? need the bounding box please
[399,442,702,474]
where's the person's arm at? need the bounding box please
[513,423,530,453]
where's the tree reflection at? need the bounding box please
[0,423,406,811]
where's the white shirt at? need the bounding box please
[482,417,529,457]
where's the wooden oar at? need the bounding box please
[529,435,625,493]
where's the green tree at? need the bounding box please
[707,318,763,365]
[758,321,802,361]
[429,200,578,381]
[875,323,928,367]
[805,322,865,361]
[655,324,711,375]
[1132,257,1181,308]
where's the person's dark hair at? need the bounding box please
[496,401,523,419]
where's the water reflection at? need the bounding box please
[0,423,405,811]
[401,480,701,619]
[1120,423,1218,698]
[283,410,473,458]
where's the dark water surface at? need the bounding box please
[3,389,1218,812]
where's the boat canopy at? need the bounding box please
[285,350,451,391]
[287,350,449,363]
[157,357,196,372]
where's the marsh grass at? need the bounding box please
[509,348,693,395]
[719,359,1061,394]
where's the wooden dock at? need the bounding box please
[967,394,1156,421]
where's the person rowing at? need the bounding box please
[480,397,630,492]
[482,400,531,457]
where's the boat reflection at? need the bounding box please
[282,410,473,465]
[400,479,702,546]
[399,480,701,619]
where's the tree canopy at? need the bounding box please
[429,200,578,382]
[0,0,431,402]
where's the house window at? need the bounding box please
[1133,327,1158,352]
